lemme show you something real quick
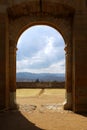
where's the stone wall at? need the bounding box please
[0,0,87,112]
[0,13,9,109]
[73,10,87,112]
[17,82,65,89]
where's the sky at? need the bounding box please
[16,25,65,74]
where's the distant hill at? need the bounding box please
[16,72,65,82]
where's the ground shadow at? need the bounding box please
[0,110,43,130]
[78,112,87,117]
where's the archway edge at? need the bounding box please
[16,22,66,45]
[9,14,72,48]
[8,0,73,110]
[8,0,74,47]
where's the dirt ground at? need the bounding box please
[0,89,87,130]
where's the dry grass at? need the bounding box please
[44,88,65,95]
[16,88,65,97]
[16,89,42,97]
[15,88,87,130]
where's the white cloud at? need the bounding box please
[16,25,65,73]
[17,59,65,73]
[44,36,55,55]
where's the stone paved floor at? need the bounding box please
[19,103,72,113]
[0,89,87,130]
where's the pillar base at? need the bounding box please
[63,92,72,110]
[10,92,19,110]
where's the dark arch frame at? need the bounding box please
[8,2,74,110]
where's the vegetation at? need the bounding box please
[16,81,65,88]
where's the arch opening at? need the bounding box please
[16,24,65,74]
[16,24,66,111]
[9,12,73,111]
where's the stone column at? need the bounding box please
[0,13,9,110]
[64,43,72,110]
[9,42,18,109]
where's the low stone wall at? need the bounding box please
[16,82,65,89]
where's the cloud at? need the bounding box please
[16,25,65,73]
[17,59,65,73]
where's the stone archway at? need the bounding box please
[10,24,72,110]
[1,0,87,113]
[8,3,74,109]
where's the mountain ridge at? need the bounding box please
[16,72,65,82]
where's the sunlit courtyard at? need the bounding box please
[15,88,87,130]
[16,88,65,112]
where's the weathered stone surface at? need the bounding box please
[0,0,87,113]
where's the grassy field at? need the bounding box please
[16,88,65,97]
